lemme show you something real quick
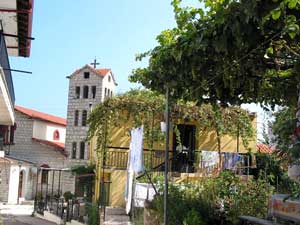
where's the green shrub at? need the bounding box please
[63,191,74,201]
[183,209,203,225]
[151,171,273,225]
[86,204,99,225]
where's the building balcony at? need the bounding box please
[101,147,252,180]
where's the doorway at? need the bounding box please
[18,170,25,200]
[172,124,196,173]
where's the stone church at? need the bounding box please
[64,63,117,194]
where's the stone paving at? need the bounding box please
[2,215,56,225]
[0,204,33,215]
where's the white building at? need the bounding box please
[1,106,67,204]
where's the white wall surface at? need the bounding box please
[102,71,116,101]
[7,164,29,204]
[33,120,66,143]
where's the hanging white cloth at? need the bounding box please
[125,126,144,214]
[128,126,145,173]
[125,170,134,214]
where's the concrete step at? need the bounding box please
[102,207,131,225]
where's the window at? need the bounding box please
[84,72,90,79]
[53,130,60,140]
[83,86,89,99]
[110,91,113,97]
[72,142,77,159]
[92,86,96,99]
[80,142,85,159]
[75,86,80,99]
[107,89,110,98]
[74,110,79,126]
[104,88,107,97]
[9,124,16,144]
[0,125,8,146]
[82,110,87,126]
[108,76,111,82]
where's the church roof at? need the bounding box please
[95,68,111,76]
[32,138,66,156]
[15,105,66,126]
[69,64,118,85]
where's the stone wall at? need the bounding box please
[65,67,104,161]
[0,160,10,201]
[4,111,67,169]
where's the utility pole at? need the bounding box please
[164,86,170,225]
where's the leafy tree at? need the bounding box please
[130,0,300,107]
[268,107,300,163]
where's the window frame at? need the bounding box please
[80,142,85,159]
[83,86,89,99]
[72,142,77,159]
[92,86,96,99]
[82,110,87,126]
[53,130,60,141]
[75,86,80,99]
[74,110,79,126]
[84,72,90,79]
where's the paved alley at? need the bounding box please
[2,215,56,225]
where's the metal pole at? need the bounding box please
[40,169,43,201]
[17,164,21,204]
[58,171,61,197]
[45,171,49,209]
[34,168,39,212]
[51,171,55,208]
[164,86,170,225]
[99,120,108,222]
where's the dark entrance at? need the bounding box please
[18,170,24,199]
[172,124,196,173]
[75,174,95,201]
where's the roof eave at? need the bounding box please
[17,0,34,57]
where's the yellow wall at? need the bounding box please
[110,170,127,207]
[107,115,257,153]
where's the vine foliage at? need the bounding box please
[88,90,255,161]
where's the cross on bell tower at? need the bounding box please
[90,58,100,68]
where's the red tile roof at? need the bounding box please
[257,144,274,154]
[95,68,111,76]
[70,65,110,77]
[32,138,66,156]
[15,105,66,126]
[69,65,118,85]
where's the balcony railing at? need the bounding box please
[0,31,15,105]
[103,147,251,177]
[104,146,171,170]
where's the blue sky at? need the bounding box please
[8,0,265,141]
[9,0,200,118]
